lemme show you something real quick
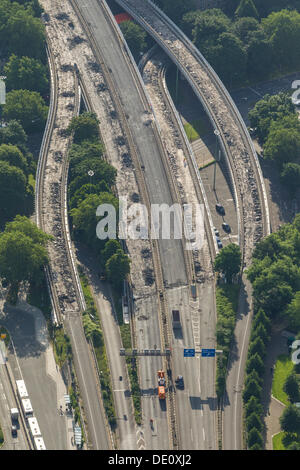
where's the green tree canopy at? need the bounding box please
[280,404,300,434]
[3,89,48,133]
[0,144,27,173]
[247,427,263,449]
[284,372,300,403]
[101,239,122,266]
[120,21,147,61]
[214,243,242,282]
[0,160,27,222]
[105,248,131,289]
[67,113,100,144]
[246,352,265,376]
[235,0,259,19]
[243,378,262,403]
[0,120,27,149]
[4,54,49,94]
[0,216,51,286]
[5,9,45,60]
[280,163,300,196]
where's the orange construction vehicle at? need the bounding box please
[157,370,166,400]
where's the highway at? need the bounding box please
[36,4,110,449]
[72,0,217,449]
[0,362,28,450]
[114,0,271,449]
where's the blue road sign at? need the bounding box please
[184,348,195,357]
[201,348,215,357]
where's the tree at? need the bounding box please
[0,216,51,287]
[243,378,262,403]
[247,427,263,449]
[0,120,27,149]
[284,372,300,403]
[248,93,295,143]
[0,161,27,222]
[67,113,100,144]
[5,9,45,60]
[156,0,196,25]
[214,243,241,282]
[248,337,266,359]
[0,144,27,173]
[4,54,49,94]
[120,21,147,61]
[280,404,300,434]
[235,0,259,19]
[245,396,263,419]
[71,192,119,249]
[286,292,300,331]
[252,308,271,334]
[101,239,122,265]
[3,89,48,133]
[105,248,131,289]
[280,163,300,197]
[246,352,265,376]
[264,127,300,169]
[246,412,263,433]
[251,323,270,345]
[245,369,263,387]
[262,10,300,70]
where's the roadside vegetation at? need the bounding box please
[272,355,294,406]
[0,0,51,306]
[67,112,130,292]
[112,292,142,424]
[79,269,116,428]
[214,243,241,399]
[156,0,300,88]
[249,92,300,199]
[243,214,300,449]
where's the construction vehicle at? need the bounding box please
[157,370,166,400]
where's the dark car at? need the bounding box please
[216,203,225,215]
[175,375,184,389]
[217,239,223,249]
[11,425,17,437]
[222,222,231,233]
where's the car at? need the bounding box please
[175,375,184,389]
[217,239,223,249]
[216,203,225,215]
[222,222,231,233]
[213,227,220,237]
[11,425,17,437]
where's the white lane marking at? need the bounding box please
[203,428,206,441]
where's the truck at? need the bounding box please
[157,370,166,400]
[10,408,19,422]
[172,310,181,329]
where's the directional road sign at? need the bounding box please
[184,348,195,357]
[201,348,215,357]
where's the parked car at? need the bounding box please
[217,239,223,249]
[11,425,17,437]
[222,222,231,233]
[216,203,225,215]
[213,227,219,237]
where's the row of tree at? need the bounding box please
[67,112,130,291]
[243,215,300,448]
[0,1,52,301]
[249,92,300,197]
[155,1,300,87]
[242,308,271,449]
[214,243,242,398]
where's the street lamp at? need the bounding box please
[87,170,94,193]
[213,129,221,192]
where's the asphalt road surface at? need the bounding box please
[76,0,216,449]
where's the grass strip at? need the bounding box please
[79,269,116,428]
